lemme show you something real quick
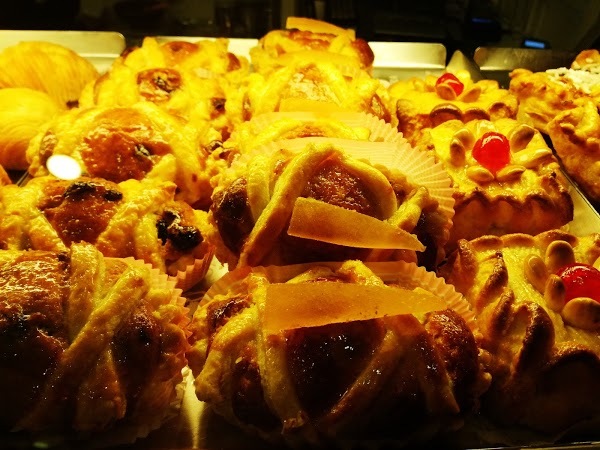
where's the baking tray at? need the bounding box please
[2,34,600,449]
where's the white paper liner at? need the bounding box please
[246,111,403,143]
[169,248,215,293]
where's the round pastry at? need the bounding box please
[441,230,600,436]
[25,102,222,209]
[0,88,61,170]
[0,242,189,437]
[0,176,214,287]
[0,41,99,109]
[509,49,600,134]
[79,37,249,139]
[419,118,573,246]
[250,16,374,76]
[207,138,454,270]
[389,70,518,145]
[187,259,488,446]
[547,98,600,204]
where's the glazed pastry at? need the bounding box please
[389,70,518,145]
[0,176,213,286]
[509,49,600,134]
[547,98,600,204]
[419,118,573,246]
[79,37,249,139]
[0,87,61,170]
[250,16,374,76]
[0,41,99,109]
[208,138,454,270]
[441,230,600,436]
[25,102,222,208]
[0,165,10,186]
[233,59,391,123]
[0,242,189,435]
[188,259,488,446]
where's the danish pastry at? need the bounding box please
[25,102,221,208]
[389,70,518,145]
[188,260,488,446]
[441,230,600,436]
[0,176,213,284]
[419,118,573,246]
[0,242,189,435]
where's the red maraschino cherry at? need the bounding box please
[556,263,600,303]
[435,73,464,96]
[472,131,510,174]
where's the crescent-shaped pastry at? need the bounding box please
[188,260,488,446]
[0,242,189,435]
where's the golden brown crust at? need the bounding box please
[0,242,189,433]
[441,231,600,434]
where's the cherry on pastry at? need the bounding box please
[556,263,600,303]
[472,131,510,174]
[435,73,464,96]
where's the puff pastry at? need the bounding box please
[441,230,600,435]
[188,260,488,446]
[0,176,213,280]
[0,242,189,434]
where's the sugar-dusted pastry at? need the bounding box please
[389,70,518,145]
[441,230,600,436]
[547,98,600,204]
[0,87,61,170]
[0,176,213,287]
[0,41,99,109]
[419,118,573,245]
[26,102,222,208]
[188,259,488,446]
[79,37,249,139]
[250,16,374,76]
[232,59,391,123]
[509,49,600,134]
[208,138,454,270]
[0,242,189,436]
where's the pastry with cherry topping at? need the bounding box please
[388,70,518,145]
[188,259,488,446]
[419,118,573,247]
[441,230,600,437]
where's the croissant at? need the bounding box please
[0,41,99,109]
[0,176,213,285]
[0,88,61,170]
[441,230,600,437]
[25,102,222,208]
[207,138,454,270]
[187,259,488,446]
[0,242,189,436]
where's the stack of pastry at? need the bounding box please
[2,15,600,450]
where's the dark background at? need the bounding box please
[1,0,598,58]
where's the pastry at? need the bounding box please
[0,176,213,286]
[509,49,600,134]
[389,70,518,145]
[207,138,454,270]
[79,37,249,139]
[0,165,10,186]
[441,230,600,436]
[250,16,374,76]
[547,98,600,204]
[419,118,573,246]
[0,242,189,435]
[0,41,99,109]
[188,259,488,446]
[0,87,61,170]
[25,102,222,209]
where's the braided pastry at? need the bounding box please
[188,260,488,446]
[0,242,189,434]
[0,176,213,284]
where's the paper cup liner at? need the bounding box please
[246,111,403,143]
[170,246,215,293]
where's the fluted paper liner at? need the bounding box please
[170,246,215,293]
[200,260,474,327]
